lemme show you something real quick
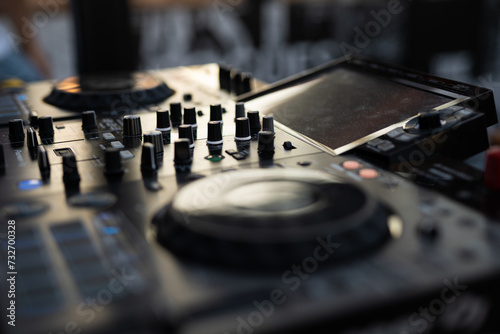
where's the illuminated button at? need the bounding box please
[359,168,379,179]
[395,133,419,143]
[342,160,361,170]
[18,179,43,191]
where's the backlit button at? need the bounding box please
[119,150,134,159]
[359,168,379,179]
[342,160,361,170]
[395,133,419,143]
[18,179,43,191]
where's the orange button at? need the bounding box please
[359,168,379,179]
[342,160,361,170]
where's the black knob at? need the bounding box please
[235,103,245,121]
[26,127,39,150]
[170,102,182,128]
[262,116,274,134]
[219,64,231,92]
[156,110,171,145]
[247,111,261,139]
[82,110,98,132]
[210,104,223,123]
[144,131,164,155]
[235,117,251,147]
[418,111,442,130]
[207,121,223,154]
[141,143,157,173]
[38,146,50,180]
[104,148,124,177]
[9,119,25,142]
[174,139,192,173]
[38,116,54,139]
[183,107,198,140]
[178,124,195,148]
[258,131,275,158]
[123,115,142,137]
[62,152,80,188]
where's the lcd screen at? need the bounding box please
[245,66,453,151]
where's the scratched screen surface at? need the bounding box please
[247,67,452,151]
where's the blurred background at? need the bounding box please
[0,0,499,87]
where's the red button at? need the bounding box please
[484,147,500,190]
[342,160,361,170]
[359,168,379,179]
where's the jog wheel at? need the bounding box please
[155,169,392,269]
[44,72,173,112]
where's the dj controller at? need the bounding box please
[2,56,500,334]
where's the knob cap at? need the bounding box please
[235,103,245,121]
[418,111,442,130]
[29,111,39,128]
[38,146,50,180]
[156,110,171,144]
[247,111,261,139]
[82,110,98,132]
[170,102,182,127]
[258,131,275,157]
[144,131,164,155]
[235,117,251,142]
[231,70,243,95]
[9,119,25,142]
[104,148,123,177]
[38,116,54,139]
[262,116,275,134]
[484,147,500,190]
[62,152,80,188]
[207,121,223,144]
[183,107,198,140]
[210,104,223,123]
[123,115,142,137]
[26,127,39,150]
[178,124,195,148]
[174,139,192,172]
[141,143,157,173]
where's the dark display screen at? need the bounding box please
[246,66,453,151]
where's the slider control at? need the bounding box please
[26,127,39,150]
[38,116,54,142]
[62,152,80,189]
[9,119,25,142]
[38,146,50,180]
